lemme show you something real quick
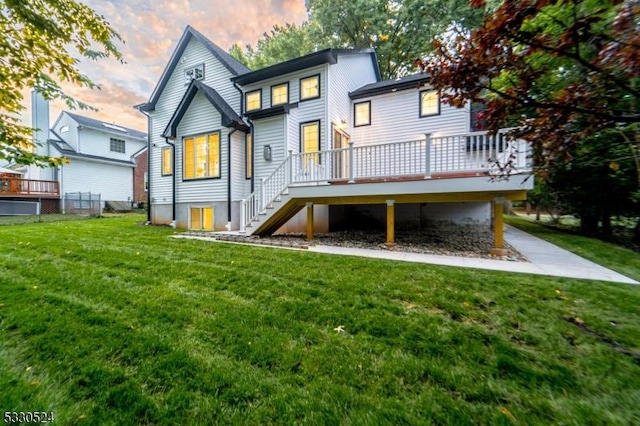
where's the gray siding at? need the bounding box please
[175,91,227,203]
[350,89,471,146]
[148,36,240,210]
[231,130,251,201]
[253,116,285,181]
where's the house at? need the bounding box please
[20,92,148,212]
[133,146,149,207]
[137,26,532,253]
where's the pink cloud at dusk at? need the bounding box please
[25,0,308,133]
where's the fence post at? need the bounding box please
[288,150,293,184]
[424,133,432,179]
[348,141,355,183]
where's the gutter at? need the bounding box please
[165,137,177,227]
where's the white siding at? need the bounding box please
[60,159,133,201]
[327,54,378,147]
[76,128,145,161]
[175,91,227,203]
[148,36,240,209]
[52,113,79,150]
[350,89,471,146]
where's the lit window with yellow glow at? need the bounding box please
[161,146,172,175]
[245,90,261,111]
[301,121,320,165]
[190,206,213,230]
[419,90,440,117]
[300,75,320,101]
[183,132,220,179]
[271,83,289,106]
[354,101,371,127]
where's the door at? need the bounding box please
[332,125,350,180]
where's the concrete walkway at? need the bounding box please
[307,225,637,284]
[176,226,638,285]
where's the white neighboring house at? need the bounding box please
[137,26,532,253]
[23,94,147,211]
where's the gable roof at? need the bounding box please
[163,80,248,138]
[349,73,431,100]
[48,130,136,166]
[137,25,250,113]
[64,111,147,140]
[231,48,381,86]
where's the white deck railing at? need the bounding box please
[240,130,531,230]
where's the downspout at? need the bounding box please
[165,137,176,227]
[233,80,253,192]
[227,128,238,230]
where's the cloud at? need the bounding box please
[25,0,308,131]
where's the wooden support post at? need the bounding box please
[306,202,314,241]
[490,197,507,256]
[386,200,397,249]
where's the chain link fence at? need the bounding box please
[64,192,102,216]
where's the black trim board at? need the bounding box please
[163,80,248,138]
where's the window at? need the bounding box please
[161,147,173,175]
[301,121,320,165]
[271,82,289,106]
[300,75,320,101]
[419,90,440,117]
[60,125,69,133]
[190,206,214,230]
[185,64,204,84]
[354,101,371,127]
[245,89,261,111]
[144,172,148,192]
[110,138,125,153]
[245,133,252,179]
[183,132,220,179]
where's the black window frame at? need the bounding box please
[161,146,173,176]
[184,63,205,85]
[245,89,262,112]
[353,101,371,127]
[270,82,289,107]
[299,74,321,102]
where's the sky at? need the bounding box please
[27,0,308,133]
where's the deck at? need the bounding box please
[241,130,533,233]
[0,178,60,198]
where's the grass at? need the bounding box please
[1,215,639,424]
[0,213,93,226]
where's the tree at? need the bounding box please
[0,0,123,167]
[231,0,485,79]
[230,22,328,70]
[311,0,489,78]
[422,0,640,174]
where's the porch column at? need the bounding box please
[386,200,397,249]
[306,202,314,241]
[490,197,508,256]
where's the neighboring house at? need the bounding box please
[22,93,147,212]
[133,146,149,207]
[137,26,532,252]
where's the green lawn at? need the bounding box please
[1,215,639,425]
